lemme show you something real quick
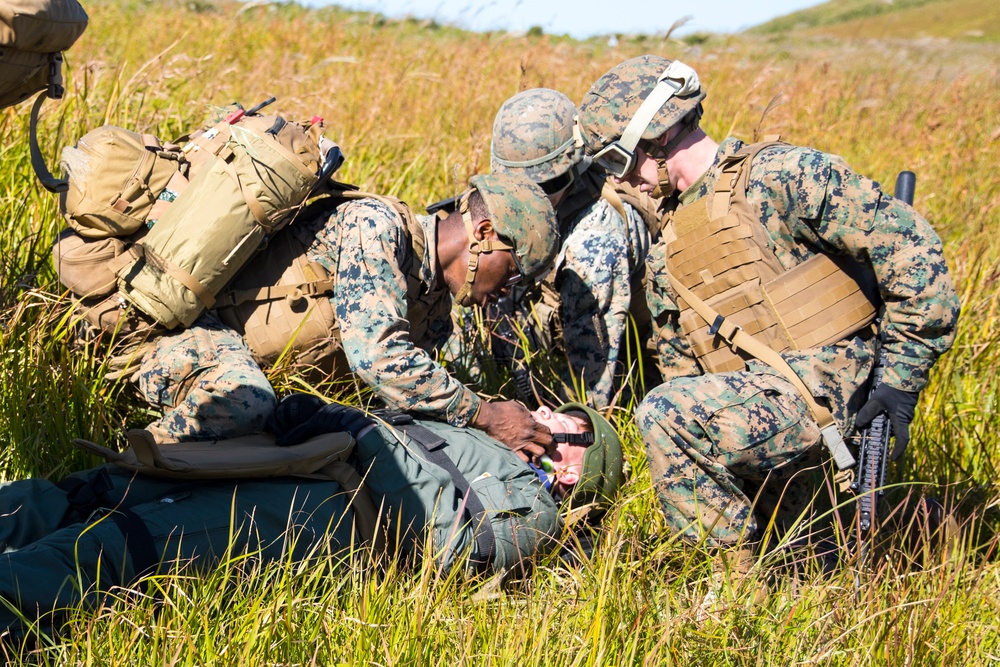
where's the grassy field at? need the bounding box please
[2,0,1000,663]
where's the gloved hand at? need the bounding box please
[855,384,920,461]
[269,393,326,440]
[276,401,375,447]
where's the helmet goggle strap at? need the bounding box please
[553,432,594,445]
[592,60,701,179]
[569,433,607,502]
[452,189,517,307]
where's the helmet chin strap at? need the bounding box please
[650,160,673,199]
[452,190,516,308]
[644,116,699,199]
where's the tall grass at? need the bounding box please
[2,0,999,663]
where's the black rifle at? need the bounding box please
[850,170,917,535]
[488,294,541,409]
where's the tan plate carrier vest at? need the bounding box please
[662,140,878,479]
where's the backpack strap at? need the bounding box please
[108,508,161,583]
[28,54,69,193]
[396,422,497,574]
[599,180,628,223]
[213,269,335,309]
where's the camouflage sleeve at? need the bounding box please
[333,199,481,425]
[556,199,637,408]
[750,146,959,393]
[644,239,701,380]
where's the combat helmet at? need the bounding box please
[554,402,624,512]
[451,173,559,306]
[579,55,705,179]
[490,88,588,195]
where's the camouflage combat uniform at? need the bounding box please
[544,172,654,407]
[488,88,659,408]
[635,137,959,547]
[0,417,560,629]
[138,197,477,441]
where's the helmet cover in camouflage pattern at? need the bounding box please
[557,402,624,510]
[490,88,585,183]
[469,172,558,281]
[579,54,707,152]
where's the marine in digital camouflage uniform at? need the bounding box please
[489,88,660,409]
[138,173,560,459]
[580,55,959,549]
[0,400,623,631]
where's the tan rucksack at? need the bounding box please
[111,113,326,329]
[1,0,89,192]
[52,104,331,330]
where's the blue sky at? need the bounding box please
[304,0,824,38]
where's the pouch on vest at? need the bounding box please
[113,112,326,329]
[215,223,344,374]
[1,0,89,190]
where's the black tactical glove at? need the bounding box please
[276,401,375,447]
[269,393,326,440]
[855,384,920,461]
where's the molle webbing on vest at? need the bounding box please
[214,226,340,371]
[665,140,876,375]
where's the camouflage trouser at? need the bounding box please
[0,466,353,630]
[137,312,276,442]
[635,368,829,549]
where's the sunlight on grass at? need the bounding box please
[2,0,999,664]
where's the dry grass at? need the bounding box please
[1,0,999,663]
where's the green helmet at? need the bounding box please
[556,402,624,510]
[490,88,587,184]
[579,55,706,154]
[469,172,559,282]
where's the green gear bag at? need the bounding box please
[112,113,324,329]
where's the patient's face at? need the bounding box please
[530,406,587,435]
[530,406,589,496]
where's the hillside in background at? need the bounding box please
[1,1,999,663]
[750,0,1000,40]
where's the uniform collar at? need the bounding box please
[416,212,444,296]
